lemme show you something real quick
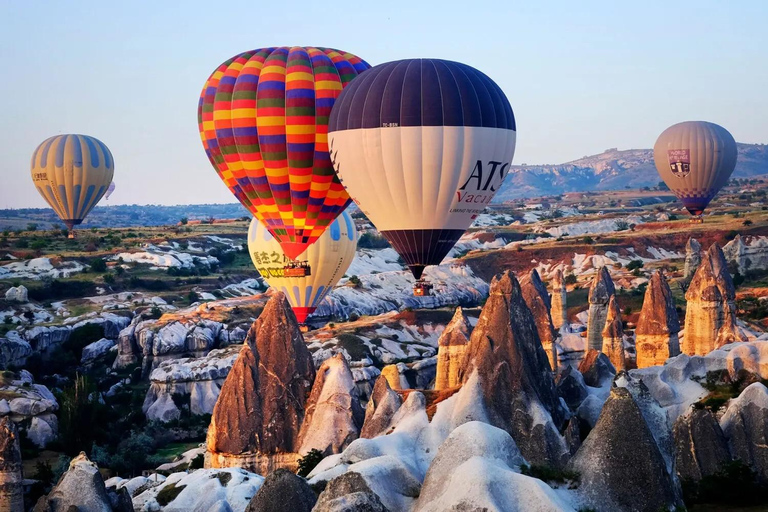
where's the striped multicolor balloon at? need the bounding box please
[198,46,370,260]
[30,134,114,232]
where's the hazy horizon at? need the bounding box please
[2,0,767,209]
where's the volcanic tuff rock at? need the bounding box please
[206,292,315,474]
[33,452,117,512]
[578,349,616,388]
[568,387,684,512]
[723,234,768,274]
[586,266,616,350]
[719,382,768,482]
[459,271,568,467]
[245,469,316,512]
[313,471,388,512]
[601,295,625,371]
[673,408,731,482]
[0,372,58,448]
[297,353,364,456]
[635,271,681,368]
[0,332,33,369]
[360,374,403,439]
[519,269,558,372]
[683,243,744,355]
[684,237,702,281]
[4,285,27,303]
[550,269,568,331]
[380,364,406,390]
[0,417,23,512]
[434,307,471,390]
[556,365,589,411]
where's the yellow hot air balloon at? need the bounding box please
[31,134,114,237]
[248,209,357,326]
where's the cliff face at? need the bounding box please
[683,243,744,356]
[206,292,315,473]
[434,307,471,390]
[636,271,681,368]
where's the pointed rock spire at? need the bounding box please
[587,267,616,350]
[206,292,315,473]
[683,243,744,355]
[520,269,558,372]
[601,295,625,371]
[684,237,702,281]
[435,307,471,390]
[361,374,403,439]
[550,269,568,331]
[636,271,681,368]
[460,271,568,466]
[297,353,364,456]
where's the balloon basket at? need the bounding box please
[689,215,704,224]
[413,280,434,297]
[67,231,75,239]
[283,261,311,278]
[299,324,309,333]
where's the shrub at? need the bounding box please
[189,453,204,469]
[357,232,390,249]
[520,464,580,485]
[582,236,594,245]
[682,460,768,506]
[625,260,643,271]
[564,273,578,285]
[348,275,362,288]
[187,291,200,303]
[156,483,186,506]
[27,223,38,231]
[297,448,325,477]
[90,258,107,272]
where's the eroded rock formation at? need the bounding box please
[683,243,744,356]
[459,271,568,467]
[636,271,681,368]
[550,269,568,331]
[674,408,731,482]
[206,292,315,474]
[434,307,471,390]
[360,374,403,439]
[0,417,23,512]
[684,237,702,281]
[587,267,616,350]
[297,353,364,456]
[601,295,625,371]
[520,269,558,372]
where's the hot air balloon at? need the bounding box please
[654,121,737,222]
[105,181,116,200]
[30,134,114,238]
[199,46,370,275]
[248,208,357,327]
[328,58,516,295]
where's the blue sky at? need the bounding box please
[1,0,766,208]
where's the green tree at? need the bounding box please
[58,375,103,455]
[90,258,107,272]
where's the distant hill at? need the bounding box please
[495,142,768,201]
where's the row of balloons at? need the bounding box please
[29,45,739,325]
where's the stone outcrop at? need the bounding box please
[0,417,23,512]
[601,295,625,370]
[206,293,315,474]
[0,371,58,448]
[636,271,681,368]
[684,237,702,281]
[723,234,768,274]
[720,382,768,481]
[519,269,558,372]
[434,307,471,390]
[297,353,364,456]
[578,349,616,388]
[360,374,403,439]
[142,346,239,422]
[556,365,588,411]
[4,285,27,303]
[674,408,731,482]
[683,243,744,356]
[459,271,568,467]
[245,469,316,512]
[550,269,568,331]
[33,452,120,512]
[313,471,388,512]
[0,332,33,369]
[568,387,684,512]
[586,266,615,350]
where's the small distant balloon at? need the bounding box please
[30,134,114,235]
[653,121,737,217]
[247,208,358,324]
[105,181,116,200]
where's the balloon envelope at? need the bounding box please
[328,58,516,279]
[199,46,370,261]
[653,121,737,216]
[30,134,114,230]
[105,181,116,200]
[247,208,358,323]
